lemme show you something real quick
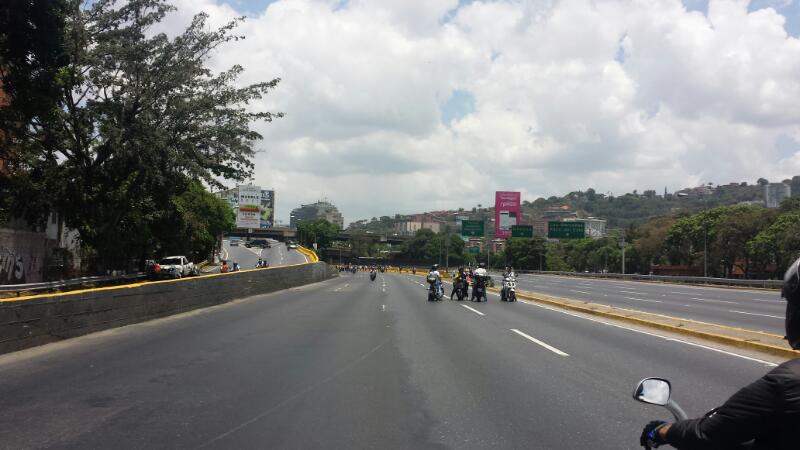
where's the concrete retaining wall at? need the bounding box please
[0,262,337,355]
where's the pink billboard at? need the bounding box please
[495,191,521,239]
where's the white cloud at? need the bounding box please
[163,0,800,224]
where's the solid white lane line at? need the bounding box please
[461,304,485,316]
[690,297,737,304]
[728,310,784,319]
[510,329,569,356]
[518,301,777,367]
[623,296,662,303]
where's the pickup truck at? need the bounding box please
[158,256,197,278]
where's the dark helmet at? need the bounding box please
[431,264,439,271]
[458,266,465,272]
[782,257,800,349]
[479,262,487,269]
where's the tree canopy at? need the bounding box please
[1,0,282,269]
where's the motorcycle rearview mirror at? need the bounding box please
[634,378,671,405]
[633,377,689,421]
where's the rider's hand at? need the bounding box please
[640,420,668,448]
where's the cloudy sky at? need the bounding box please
[160,0,800,224]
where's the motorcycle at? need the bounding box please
[370,270,377,281]
[632,378,689,450]
[500,275,516,302]
[452,277,467,301]
[471,276,487,302]
[426,274,444,301]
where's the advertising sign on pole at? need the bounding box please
[237,185,261,229]
[461,220,484,237]
[494,191,521,239]
[260,189,275,229]
[548,221,586,239]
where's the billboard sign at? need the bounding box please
[461,220,484,237]
[511,225,533,238]
[548,221,585,239]
[237,185,261,229]
[495,191,521,239]
[260,189,274,229]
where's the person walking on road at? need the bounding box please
[640,256,800,449]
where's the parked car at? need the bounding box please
[158,256,196,278]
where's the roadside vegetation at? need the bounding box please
[0,0,280,272]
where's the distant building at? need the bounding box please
[532,219,548,237]
[541,206,578,222]
[765,183,791,208]
[562,217,607,238]
[290,201,344,229]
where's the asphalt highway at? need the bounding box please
[220,239,307,269]
[0,272,779,449]
[503,273,786,335]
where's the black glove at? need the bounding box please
[640,420,668,449]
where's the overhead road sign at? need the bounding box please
[461,220,484,237]
[548,221,585,239]
[511,225,533,238]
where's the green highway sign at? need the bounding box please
[548,221,585,239]
[468,246,480,255]
[461,220,484,237]
[511,225,533,238]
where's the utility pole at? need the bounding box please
[703,195,708,278]
[445,227,450,271]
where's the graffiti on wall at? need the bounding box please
[0,230,46,284]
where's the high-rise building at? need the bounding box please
[765,182,791,208]
[290,201,344,229]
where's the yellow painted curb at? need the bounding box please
[513,291,800,359]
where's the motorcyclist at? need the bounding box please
[501,266,517,301]
[640,257,800,449]
[427,264,443,298]
[472,262,488,300]
[451,266,467,300]
[220,260,229,273]
[256,258,263,268]
[232,261,240,272]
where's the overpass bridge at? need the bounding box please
[225,228,411,245]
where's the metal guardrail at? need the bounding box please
[0,273,148,297]
[518,270,783,289]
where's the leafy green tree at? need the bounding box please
[0,0,69,222]
[1,0,282,270]
[747,213,800,277]
[713,207,776,277]
[155,181,234,261]
[297,219,340,250]
[504,237,547,270]
[780,196,800,213]
[632,216,676,270]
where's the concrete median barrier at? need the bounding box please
[0,262,338,355]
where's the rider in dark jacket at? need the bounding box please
[641,257,800,449]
